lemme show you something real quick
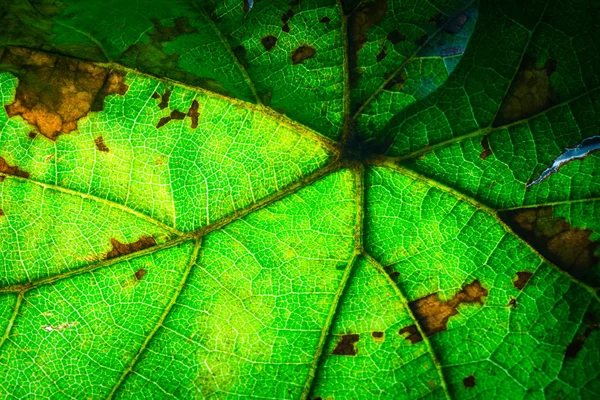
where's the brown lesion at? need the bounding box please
[156,98,200,129]
[94,136,110,152]
[479,136,492,160]
[513,271,533,290]
[134,268,148,281]
[0,156,30,179]
[462,375,476,388]
[332,333,359,356]
[398,324,423,344]
[106,236,157,260]
[291,46,316,65]
[407,280,489,337]
[500,207,600,287]
[494,55,559,126]
[3,47,129,141]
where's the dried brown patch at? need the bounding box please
[371,331,384,339]
[565,312,598,359]
[154,89,171,110]
[0,209,5,217]
[463,375,476,388]
[156,101,198,129]
[187,100,200,129]
[291,46,316,65]
[479,136,492,160]
[3,48,128,141]
[383,71,405,91]
[106,236,157,259]
[261,35,278,51]
[134,268,148,281]
[500,207,600,286]
[494,56,559,126]
[28,131,37,139]
[507,297,518,309]
[399,324,423,344]
[513,271,532,290]
[94,136,110,153]
[408,280,489,337]
[332,333,359,356]
[0,156,30,179]
[349,0,388,52]
[281,9,294,23]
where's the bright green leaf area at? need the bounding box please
[0,0,599,399]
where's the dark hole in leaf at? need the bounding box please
[282,23,290,33]
[0,209,5,217]
[408,280,488,337]
[233,45,249,68]
[386,29,406,44]
[383,71,405,91]
[565,313,598,359]
[187,100,200,129]
[281,9,294,23]
[513,271,532,290]
[261,35,278,51]
[463,375,476,388]
[28,131,37,139]
[134,268,147,281]
[398,325,423,344]
[479,136,492,160]
[332,333,359,356]
[319,16,331,24]
[376,47,387,62]
[508,297,517,309]
[291,46,316,65]
[372,331,384,339]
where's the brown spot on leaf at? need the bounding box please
[500,207,600,286]
[408,280,489,337]
[513,271,532,290]
[28,131,37,139]
[349,0,388,52]
[372,331,384,339]
[479,136,492,160]
[463,375,476,388]
[151,92,160,99]
[565,312,598,359]
[386,29,406,44]
[376,47,387,62]
[319,16,331,24]
[94,136,109,153]
[291,46,316,65]
[399,325,423,344]
[3,48,127,141]
[494,56,559,126]
[0,209,4,217]
[508,297,518,309]
[261,35,278,51]
[282,23,290,33]
[134,268,147,281]
[332,333,359,356]
[0,157,30,179]
[281,9,295,23]
[106,236,157,259]
[383,71,406,91]
[155,89,171,110]
[187,100,200,129]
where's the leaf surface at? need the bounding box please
[0,0,599,399]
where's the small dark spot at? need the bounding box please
[134,268,147,281]
[386,29,406,44]
[171,110,186,120]
[408,280,488,337]
[372,331,384,339]
[0,209,4,217]
[94,136,110,152]
[508,297,518,309]
[187,100,200,129]
[233,45,249,68]
[106,236,157,259]
[384,264,400,281]
[332,333,359,356]
[463,375,476,388]
[479,136,492,160]
[28,131,37,139]
[383,71,405,91]
[156,116,171,129]
[281,9,295,23]
[399,325,423,344]
[0,157,30,179]
[151,92,160,99]
[291,46,316,65]
[350,0,388,52]
[319,16,331,24]
[513,271,532,290]
[376,47,387,62]
[415,34,428,46]
[261,35,278,51]
[282,23,290,33]
[157,89,171,109]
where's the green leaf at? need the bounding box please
[0,0,599,398]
